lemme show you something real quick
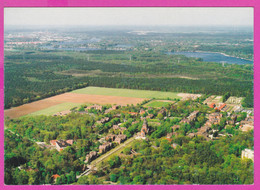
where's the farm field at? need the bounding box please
[4,98,62,119]
[72,86,182,99]
[4,91,146,119]
[144,100,175,108]
[4,86,204,119]
[24,102,82,117]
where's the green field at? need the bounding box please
[25,102,82,116]
[72,86,180,99]
[145,101,174,108]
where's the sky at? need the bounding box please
[4,7,253,27]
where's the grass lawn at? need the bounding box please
[144,100,174,108]
[25,102,82,116]
[72,86,181,99]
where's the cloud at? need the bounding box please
[4,7,253,27]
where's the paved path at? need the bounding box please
[78,136,136,178]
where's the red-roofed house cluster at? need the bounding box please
[50,139,73,152]
[208,103,227,111]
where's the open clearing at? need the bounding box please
[4,99,62,119]
[144,100,175,108]
[5,86,202,119]
[72,86,181,99]
[25,102,82,117]
[4,92,146,119]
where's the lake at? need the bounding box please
[167,51,253,64]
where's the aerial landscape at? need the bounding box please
[3,8,254,185]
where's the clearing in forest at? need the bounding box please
[4,92,146,119]
[5,86,202,119]
[144,100,175,108]
[72,86,181,99]
[25,102,82,117]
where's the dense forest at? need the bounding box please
[4,50,253,109]
[4,99,254,184]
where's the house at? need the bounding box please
[97,117,110,124]
[105,108,113,114]
[226,115,237,125]
[105,134,116,141]
[99,142,112,154]
[140,120,149,137]
[187,133,196,138]
[85,151,97,163]
[187,111,199,121]
[119,127,127,133]
[240,124,254,132]
[241,149,254,162]
[132,121,139,125]
[166,131,179,138]
[113,114,121,118]
[66,139,73,145]
[113,125,119,130]
[146,114,154,119]
[112,125,126,133]
[78,111,89,115]
[208,112,223,125]
[241,116,254,126]
[166,133,174,138]
[172,143,179,149]
[209,103,216,109]
[180,118,190,124]
[196,123,211,139]
[129,112,138,116]
[239,116,254,132]
[86,104,103,111]
[52,174,60,183]
[55,140,72,151]
[50,140,58,146]
[136,120,149,139]
[172,125,180,131]
[53,110,71,116]
[112,105,119,110]
[25,167,39,172]
[216,103,226,111]
[158,108,167,116]
[50,139,73,146]
[114,134,127,144]
[139,109,146,115]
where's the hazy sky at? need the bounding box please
[4,7,253,27]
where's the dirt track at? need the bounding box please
[4,93,146,119]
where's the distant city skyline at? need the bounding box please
[4,7,253,27]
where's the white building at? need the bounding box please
[241,149,254,162]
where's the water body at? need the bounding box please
[42,46,101,51]
[167,51,253,64]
